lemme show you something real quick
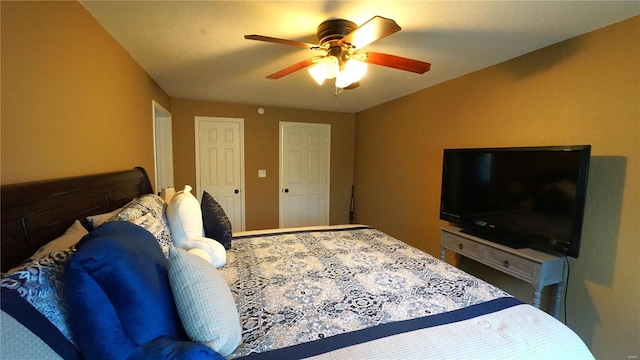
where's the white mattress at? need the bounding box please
[304,303,594,359]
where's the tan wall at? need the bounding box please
[171,99,355,230]
[354,16,639,358]
[1,1,170,187]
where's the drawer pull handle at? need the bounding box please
[458,244,463,250]
[503,260,510,268]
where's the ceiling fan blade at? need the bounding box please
[244,34,317,49]
[365,51,431,74]
[266,58,316,79]
[338,16,401,49]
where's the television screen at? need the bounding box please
[440,145,591,258]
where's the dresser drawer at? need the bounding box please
[483,248,539,283]
[442,233,483,260]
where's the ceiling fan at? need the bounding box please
[245,16,431,92]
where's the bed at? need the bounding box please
[1,168,594,359]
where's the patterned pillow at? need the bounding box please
[86,208,122,229]
[107,194,173,256]
[201,191,232,249]
[0,247,78,346]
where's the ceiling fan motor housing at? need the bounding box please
[317,19,358,46]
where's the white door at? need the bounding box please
[153,101,174,194]
[279,122,330,228]
[195,117,245,232]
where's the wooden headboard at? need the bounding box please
[1,167,153,272]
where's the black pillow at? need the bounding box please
[201,191,232,249]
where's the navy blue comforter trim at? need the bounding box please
[238,297,523,360]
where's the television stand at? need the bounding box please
[440,226,567,319]
[459,229,527,249]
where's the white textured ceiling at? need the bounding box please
[80,1,639,113]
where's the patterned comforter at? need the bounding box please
[220,225,510,358]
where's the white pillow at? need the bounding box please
[5,220,88,274]
[5,220,86,274]
[167,247,241,356]
[31,220,87,259]
[166,185,204,247]
[182,237,227,268]
[187,248,211,264]
[86,208,121,229]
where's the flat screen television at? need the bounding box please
[440,145,591,258]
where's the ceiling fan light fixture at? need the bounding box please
[308,64,326,85]
[334,58,367,89]
[308,56,340,85]
[321,56,339,79]
[344,58,367,83]
[335,71,353,89]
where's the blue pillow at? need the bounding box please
[129,336,226,360]
[201,191,233,249]
[64,221,219,359]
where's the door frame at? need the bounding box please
[152,100,174,194]
[279,121,331,228]
[194,116,246,231]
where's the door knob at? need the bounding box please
[284,188,289,193]
[234,189,240,194]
